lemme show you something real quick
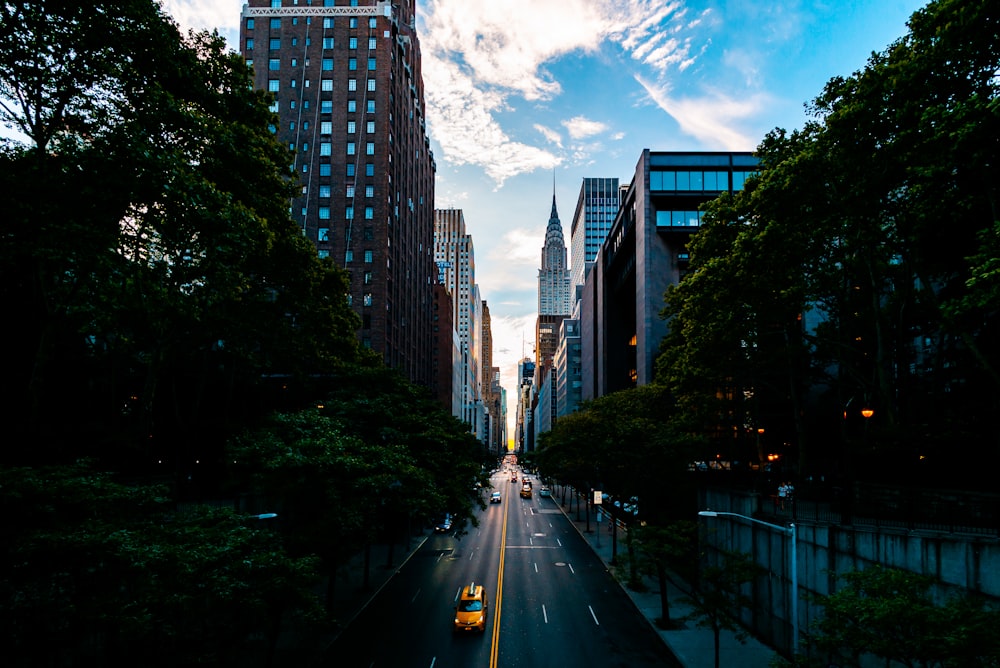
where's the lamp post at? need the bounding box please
[699,510,798,657]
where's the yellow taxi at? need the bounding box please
[454,581,488,632]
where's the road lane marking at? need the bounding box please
[542,604,548,623]
[533,562,538,573]
[490,487,508,668]
[411,588,421,604]
[557,538,562,547]
[568,563,575,574]
[588,605,600,625]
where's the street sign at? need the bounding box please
[593,490,602,505]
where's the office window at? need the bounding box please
[322,37,334,48]
[319,185,331,198]
[367,78,375,91]
[348,78,357,91]
[365,206,374,219]
[350,18,357,28]
[268,58,279,70]
[323,17,334,28]
[270,18,280,29]
[346,164,355,176]
[364,250,373,263]
[269,39,280,50]
[345,206,354,219]
[270,0,280,7]
[347,100,357,112]
[320,142,331,156]
[368,58,376,70]
[318,227,330,241]
[365,163,374,176]
[368,37,377,50]
[245,38,254,50]
[363,294,373,307]
[321,79,333,91]
[364,271,372,285]
[346,142,355,155]
[321,121,332,134]
[289,121,295,131]
[318,249,330,259]
[365,142,374,155]
[369,17,376,28]
[366,121,375,133]
[301,142,307,151]
[363,227,374,240]
[246,18,254,30]
[346,185,355,198]
[349,36,358,49]
[365,185,374,197]
[345,250,354,262]
[348,58,357,70]
[268,79,279,92]
[319,207,330,220]
[290,79,296,88]
[367,100,375,113]
[347,121,356,134]
[322,58,333,71]
[321,100,333,113]
[319,163,331,176]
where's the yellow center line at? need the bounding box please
[489,488,507,667]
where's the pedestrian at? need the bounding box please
[777,482,788,510]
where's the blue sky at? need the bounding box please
[71,1,940,432]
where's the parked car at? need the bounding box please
[490,491,502,503]
[434,514,453,533]
[454,581,488,632]
[538,486,551,497]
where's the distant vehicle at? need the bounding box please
[434,514,453,533]
[538,486,551,497]
[520,481,532,499]
[510,475,517,483]
[490,491,502,503]
[454,581,488,632]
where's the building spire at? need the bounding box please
[550,170,559,220]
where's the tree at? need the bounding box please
[0,1,362,478]
[0,462,324,667]
[809,565,1000,668]
[682,549,765,668]
[631,521,698,629]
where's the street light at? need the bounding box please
[698,510,798,657]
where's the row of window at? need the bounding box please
[315,205,375,220]
[268,55,376,70]
[288,141,376,156]
[246,14,378,31]
[650,169,758,192]
[655,210,705,227]
[267,77,376,92]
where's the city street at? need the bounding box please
[324,469,677,667]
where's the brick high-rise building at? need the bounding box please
[240,0,436,387]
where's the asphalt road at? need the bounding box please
[325,469,676,667]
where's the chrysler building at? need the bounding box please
[538,193,571,317]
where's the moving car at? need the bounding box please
[490,491,502,503]
[454,581,488,632]
[434,514,453,533]
[519,481,532,499]
[538,486,551,497]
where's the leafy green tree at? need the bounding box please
[0,1,361,480]
[683,549,766,668]
[0,462,324,667]
[809,565,1000,668]
[632,521,698,628]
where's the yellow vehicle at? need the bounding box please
[454,581,488,632]
[520,480,532,498]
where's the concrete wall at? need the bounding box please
[700,488,1000,660]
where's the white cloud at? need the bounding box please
[562,116,608,140]
[634,74,764,150]
[160,0,241,35]
[421,0,699,187]
[534,124,563,147]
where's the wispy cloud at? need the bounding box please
[635,74,765,150]
[534,124,563,147]
[562,116,608,140]
[421,0,698,187]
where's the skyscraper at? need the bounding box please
[570,177,620,296]
[239,0,436,387]
[538,192,572,319]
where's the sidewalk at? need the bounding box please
[549,489,780,668]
